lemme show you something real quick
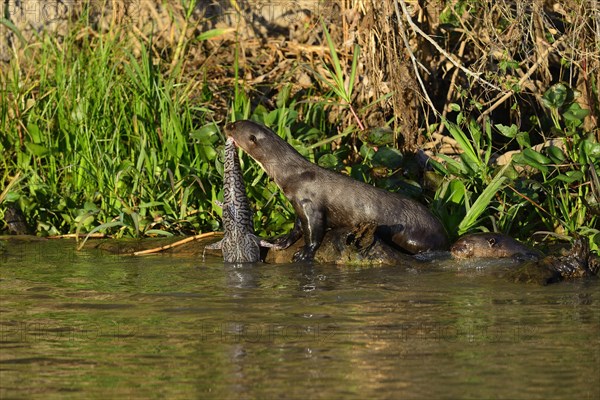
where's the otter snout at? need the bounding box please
[450,241,473,259]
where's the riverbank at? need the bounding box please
[1,0,598,251]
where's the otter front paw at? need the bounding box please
[292,247,316,262]
[271,235,296,250]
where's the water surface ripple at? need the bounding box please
[1,240,598,399]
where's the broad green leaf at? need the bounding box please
[437,154,466,175]
[427,157,449,175]
[495,124,519,138]
[318,154,339,169]
[443,119,481,171]
[196,28,234,41]
[583,140,600,159]
[359,144,376,161]
[563,103,590,123]
[468,119,482,146]
[516,131,531,148]
[449,103,461,112]
[25,142,50,157]
[359,127,394,146]
[555,171,584,183]
[447,178,466,205]
[27,123,42,143]
[458,163,510,234]
[546,145,566,163]
[372,147,403,169]
[542,83,568,109]
[523,148,551,164]
[4,192,20,202]
[191,123,218,141]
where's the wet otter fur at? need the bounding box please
[508,236,599,285]
[451,232,542,260]
[225,120,449,261]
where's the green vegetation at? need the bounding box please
[1,1,599,252]
[431,99,600,248]
[1,30,217,237]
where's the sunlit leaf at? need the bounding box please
[317,154,339,169]
[495,124,518,138]
[542,83,568,109]
[196,28,234,41]
[372,147,403,169]
[458,163,511,234]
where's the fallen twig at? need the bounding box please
[132,232,221,256]
[48,233,108,239]
[0,172,22,204]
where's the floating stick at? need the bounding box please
[132,232,222,256]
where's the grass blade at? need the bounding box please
[458,162,511,235]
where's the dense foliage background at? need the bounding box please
[1,0,598,250]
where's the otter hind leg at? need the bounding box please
[388,224,446,254]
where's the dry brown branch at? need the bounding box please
[48,233,108,239]
[392,0,437,114]
[0,172,22,204]
[132,232,221,256]
[436,39,467,136]
[396,0,502,92]
[477,35,566,124]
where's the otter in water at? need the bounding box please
[451,232,542,260]
[225,120,448,261]
[205,137,274,263]
[451,233,599,284]
[509,236,599,284]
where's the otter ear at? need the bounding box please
[487,238,497,247]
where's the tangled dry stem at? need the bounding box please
[2,0,599,148]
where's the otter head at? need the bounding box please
[224,120,304,179]
[450,233,500,259]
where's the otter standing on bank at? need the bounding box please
[225,120,448,261]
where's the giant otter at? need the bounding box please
[451,232,542,260]
[451,233,599,284]
[224,120,449,261]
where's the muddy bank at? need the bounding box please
[85,224,418,267]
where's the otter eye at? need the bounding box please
[488,238,497,247]
[249,134,257,143]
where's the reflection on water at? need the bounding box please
[1,239,598,399]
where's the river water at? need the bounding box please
[1,239,598,399]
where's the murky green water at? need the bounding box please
[1,239,598,399]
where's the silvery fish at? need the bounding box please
[206,137,273,263]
